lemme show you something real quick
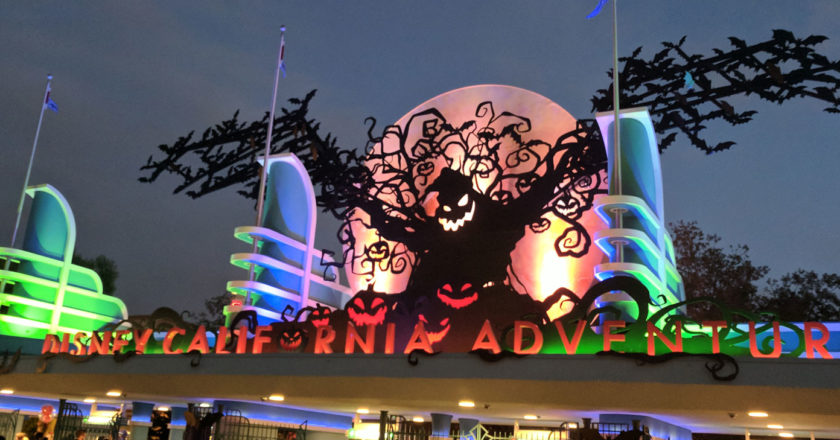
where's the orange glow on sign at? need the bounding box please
[344,85,607,306]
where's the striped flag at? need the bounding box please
[279,28,287,78]
[44,84,58,113]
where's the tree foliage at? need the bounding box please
[181,293,232,330]
[670,220,840,321]
[756,270,840,321]
[72,253,119,295]
[669,220,768,320]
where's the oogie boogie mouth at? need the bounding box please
[438,194,475,232]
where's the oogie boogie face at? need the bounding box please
[425,168,478,233]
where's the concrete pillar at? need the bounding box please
[430,413,452,440]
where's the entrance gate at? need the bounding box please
[0,410,19,440]
[54,400,123,440]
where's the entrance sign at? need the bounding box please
[22,85,840,363]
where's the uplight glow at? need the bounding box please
[356,408,370,414]
[778,433,794,438]
[412,417,423,423]
[83,398,96,403]
[768,424,784,430]
[155,406,170,412]
[268,394,285,402]
[106,390,122,397]
[524,415,538,420]
[0,389,13,395]
[458,400,475,408]
[748,411,769,418]
[199,403,212,408]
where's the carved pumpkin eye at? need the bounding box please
[441,317,450,326]
[457,194,469,206]
[461,283,473,292]
[354,297,365,308]
[442,205,452,212]
[441,283,453,293]
[372,297,384,308]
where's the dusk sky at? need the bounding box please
[1,1,838,315]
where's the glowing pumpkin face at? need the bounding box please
[418,313,450,344]
[346,288,389,326]
[279,327,306,351]
[436,282,480,309]
[365,241,390,261]
[307,305,332,327]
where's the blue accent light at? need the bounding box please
[213,400,353,431]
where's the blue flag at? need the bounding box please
[586,0,609,19]
[44,87,58,113]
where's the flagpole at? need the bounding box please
[611,0,626,263]
[247,27,286,305]
[1,74,52,293]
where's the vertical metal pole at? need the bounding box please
[611,0,626,263]
[246,27,286,305]
[1,75,52,294]
[379,410,389,440]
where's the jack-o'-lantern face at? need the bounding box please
[427,169,477,232]
[365,240,390,261]
[279,327,306,351]
[346,288,389,326]
[307,305,332,327]
[418,313,450,344]
[437,282,479,309]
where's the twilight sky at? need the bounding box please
[1,1,838,314]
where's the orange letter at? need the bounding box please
[112,330,131,354]
[804,322,833,359]
[345,323,375,354]
[215,327,231,354]
[513,321,543,355]
[554,320,587,354]
[646,321,683,355]
[41,335,60,354]
[233,326,249,354]
[251,325,273,354]
[163,327,186,354]
[59,333,70,353]
[314,325,336,354]
[88,332,112,355]
[384,323,395,354]
[404,322,433,354]
[132,328,152,354]
[702,321,727,354]
[471,320,501,354]
[187,325,210,354]
[748,321,782,358]
[603,321,625,352]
